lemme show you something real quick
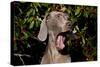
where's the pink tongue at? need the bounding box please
[56,35,65,50]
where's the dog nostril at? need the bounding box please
[66,22,71,26]
[68,24,71,26]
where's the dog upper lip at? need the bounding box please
[57,32,67,37]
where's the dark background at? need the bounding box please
[11,1,97,66]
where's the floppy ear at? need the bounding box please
[38,16,48,41]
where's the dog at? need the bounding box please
[38,11,73,64]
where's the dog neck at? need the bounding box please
[41,31,71,64]
[47,31,59,55]
[43,31,62,62]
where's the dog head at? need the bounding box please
[38,11,72,51]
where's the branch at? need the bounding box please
[14,53,31,57]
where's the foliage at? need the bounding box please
[11,1,97,65]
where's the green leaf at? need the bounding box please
[41,3,49,7]
[71,17,77,24]
[83,11,89,18]
[82,27,88,31]
[23,32,28,39]
[73,28,77,33]
[75,7,80,16]
[26,43,31,48]
[33,10,35,16]
[15,31,19,39]
[14,43,17,51]
[33,4,38,12]
[35,21,39,28]
[27,17,33,23]
[68,10,71,14]
[61,7,66,12]
[23,18,27,24]
[16,6,22,14]
[29,21,34,29]
[82,36,85,46]
[36,3,41,7]
[37,16,42,21]
[77,12,81,17]
[26,9,33,17]
[75,25,80,31]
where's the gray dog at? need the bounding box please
[38,11,73,64]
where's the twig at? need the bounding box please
[14,53,31,65]
[19,56,25,65]
[14,53,31,57]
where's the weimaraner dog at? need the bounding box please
[38,11,73,64]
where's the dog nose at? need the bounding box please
[67,23,71,26]
[66,21,71,26]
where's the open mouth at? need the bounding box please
[56,32,69,50]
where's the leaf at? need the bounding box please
[35,21,39,28]
[26,9,33,17]
[75,7,80,16]
[37,16,42,21]
[47,8,51,12]
[73,28,77,33]
[23,32,28,39]
[66,8,71,14]
[27,17,33,23]
[77,12,81,17]
[27,43,31,48]
[82,36,85,46]
[29,21,34,29]
[16,6,22,14]
[23,18,27,24]
[61,7,66,12]
[41,3,49,7]
[37,3,41,7]
[14,43,17,51]
[33,10,35,16]
[71,17,77,24]
[33,4,38,12]
[75,25,80,31]
[15,32,19,39]
[82,27,88,31]
[83,11,89,18]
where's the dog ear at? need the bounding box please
[38,16,48,41]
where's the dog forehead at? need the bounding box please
[50,11,62,16]
[50,11,69,18]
